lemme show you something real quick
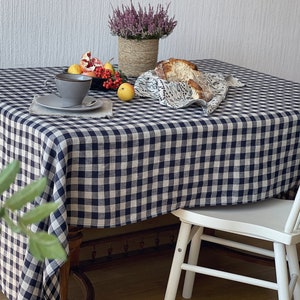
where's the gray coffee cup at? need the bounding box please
[44,73,92,107]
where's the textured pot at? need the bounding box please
[118,37,159,77]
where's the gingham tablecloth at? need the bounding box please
[0,59,300,299]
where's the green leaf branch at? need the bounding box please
[0,160,66,261]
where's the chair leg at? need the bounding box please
[286,245,300,300]
[164,221,192,300]
[182,226,203,299]
[274,242,291,300]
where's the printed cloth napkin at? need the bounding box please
[134,71,244,115]
[29,94,113,118]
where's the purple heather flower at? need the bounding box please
[108,1,177,40]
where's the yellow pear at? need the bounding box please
[104,61,115,75]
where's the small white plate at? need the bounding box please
[35,94,103,112]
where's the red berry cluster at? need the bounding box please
[94,66,123,90]
[94,66,111,79]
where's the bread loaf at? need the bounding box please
[154,58,213,102]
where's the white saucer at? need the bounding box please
[35,95,103,112]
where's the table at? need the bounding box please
[0,59,299,299]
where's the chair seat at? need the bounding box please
[173,198,300,245]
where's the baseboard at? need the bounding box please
[78,223,179,271]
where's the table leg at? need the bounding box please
[60,227,84,300]
[60,260,70,300]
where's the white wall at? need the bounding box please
[1,0,299,83]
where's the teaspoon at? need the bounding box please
[62,99,98,108]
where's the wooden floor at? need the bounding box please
[66,243,277,300]
[0,243,278,299]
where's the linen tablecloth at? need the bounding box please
[0,60,299,299]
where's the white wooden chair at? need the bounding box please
[164,186,300,300]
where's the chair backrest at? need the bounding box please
[284,185,300,233]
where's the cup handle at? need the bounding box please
[44,76,60,97]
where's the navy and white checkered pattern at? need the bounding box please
[0,59,300,299]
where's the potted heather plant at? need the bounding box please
[108,1,177,77]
